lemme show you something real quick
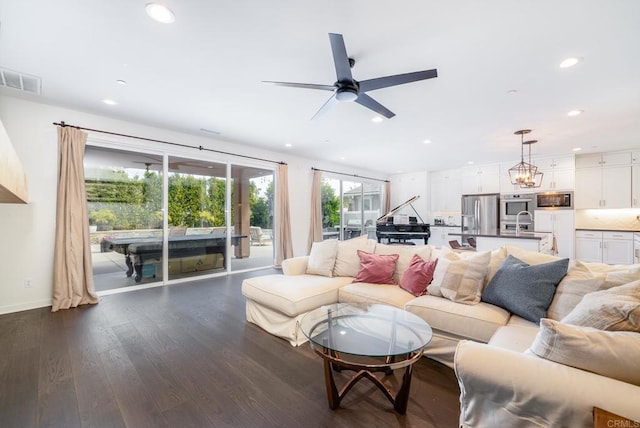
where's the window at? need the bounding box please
[321,177,383,240]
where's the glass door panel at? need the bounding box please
[321,178,341,240]
[230,165,274,271]
[84,146,164,291]
[167,156,228,280]
[342,180,363,240]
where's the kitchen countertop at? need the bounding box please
[448,231,552,240]
[432,224,461,228]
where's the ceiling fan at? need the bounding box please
[264,33,438,119]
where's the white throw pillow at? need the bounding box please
[547,261,605,321]
[332,236,376,277]
[426,247,463,296]
[561,280,640,332]
[306,239,338,277]
[529,318,640,386]
[432,251,491,305]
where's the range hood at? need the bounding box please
[0,119,28,203]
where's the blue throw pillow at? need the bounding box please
[482,255,569,323]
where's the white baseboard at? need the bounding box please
[0,298,52,315]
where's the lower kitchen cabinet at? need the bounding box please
[429,226,461,248]
[534,210,575,259]
[575,230,634,264]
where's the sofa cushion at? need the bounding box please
[488,315,540,353]
[333,236,376,278]
[482,255,569,323]
[529,318,640,386]
[504,245,564,265]
[306,239,338,277]
[405,295,510,342]
[374,243,431,284]
[399,255,438,297]
[561,280,640,332]
[353,250,398,284]
[339,282,416,308]
[438,251,491,305]
[241,274,352,317]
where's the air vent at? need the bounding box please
[0,67,41,95]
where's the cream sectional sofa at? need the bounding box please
[241,236,640,426]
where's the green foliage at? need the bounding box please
[321,182,340,228]
[86,168,274,231]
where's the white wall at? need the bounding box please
[0,95,387,314]
[389,171,429,220]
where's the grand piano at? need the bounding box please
[376,195,430,244]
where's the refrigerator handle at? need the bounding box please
[475,200,480,232]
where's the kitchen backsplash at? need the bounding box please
[575,209,640,231]
[432,211,461,226]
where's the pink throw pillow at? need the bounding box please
[399,255,438,296]
[353,250,399,284]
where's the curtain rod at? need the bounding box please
[311,167,389,183]
[53,121,287,165]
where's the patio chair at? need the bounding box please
[250,226,272,246]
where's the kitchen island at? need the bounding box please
[448,231,552,253]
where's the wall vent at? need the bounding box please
[0,67,41,95]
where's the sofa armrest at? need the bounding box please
[281,256,309,276]
[454,340,640,427]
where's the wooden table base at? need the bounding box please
[318,349,422,414]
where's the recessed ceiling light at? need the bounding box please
[567,109,584,117]
[103,99,117,105]
[285,143,292,148]
[340,156,346,160]
[371,116,383,123]
[467,161,474,165]
[145,3,175,24]
[559,56,583,68]
[423,139,432,144]
[572,147,582,152]
[507,89,518,95]
[116,79,127,85]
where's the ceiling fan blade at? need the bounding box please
[263,81,335,91]
[355,93,395,119]
[311,94,339,120]
[328,33,353,82]
[359,69,438,92]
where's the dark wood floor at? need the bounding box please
[0,269,461,428]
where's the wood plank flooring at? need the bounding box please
[0,269,461,427]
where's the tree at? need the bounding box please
[321,182,340,228]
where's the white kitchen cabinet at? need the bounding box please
[430,169,462,212]
[574,165,631,209]
[603,231,634,265]
[461,164,500,195]
[575,231,603,263]
[429,226,461,247]
[575,152,631,168]
[575,230,634,264]
[632,165,640,208]
[536,155,575,191]
[534,210,575,259]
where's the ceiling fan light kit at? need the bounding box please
[265,33,438,119]
[508,129,544,189]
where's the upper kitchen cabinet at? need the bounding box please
[535,155,575,191]
[461,164,500,195]
[430,169,462,212]
[575,152,632,209]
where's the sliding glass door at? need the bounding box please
[84,146,164,291]
[85,145,275,292]
[321,177,383,240]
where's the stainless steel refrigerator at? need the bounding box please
[461,194,500,235]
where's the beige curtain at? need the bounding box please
[52,126,98,312]
[275,163,294,267]
[307,169,323,252]
[382,180,391,214]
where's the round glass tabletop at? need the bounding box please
[300,303,432,358]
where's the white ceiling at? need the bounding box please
[1,0,639,174]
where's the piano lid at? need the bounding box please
[377,195,424,223]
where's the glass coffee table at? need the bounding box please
[300,303,433,414]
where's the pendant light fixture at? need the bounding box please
[508,129,544,188]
